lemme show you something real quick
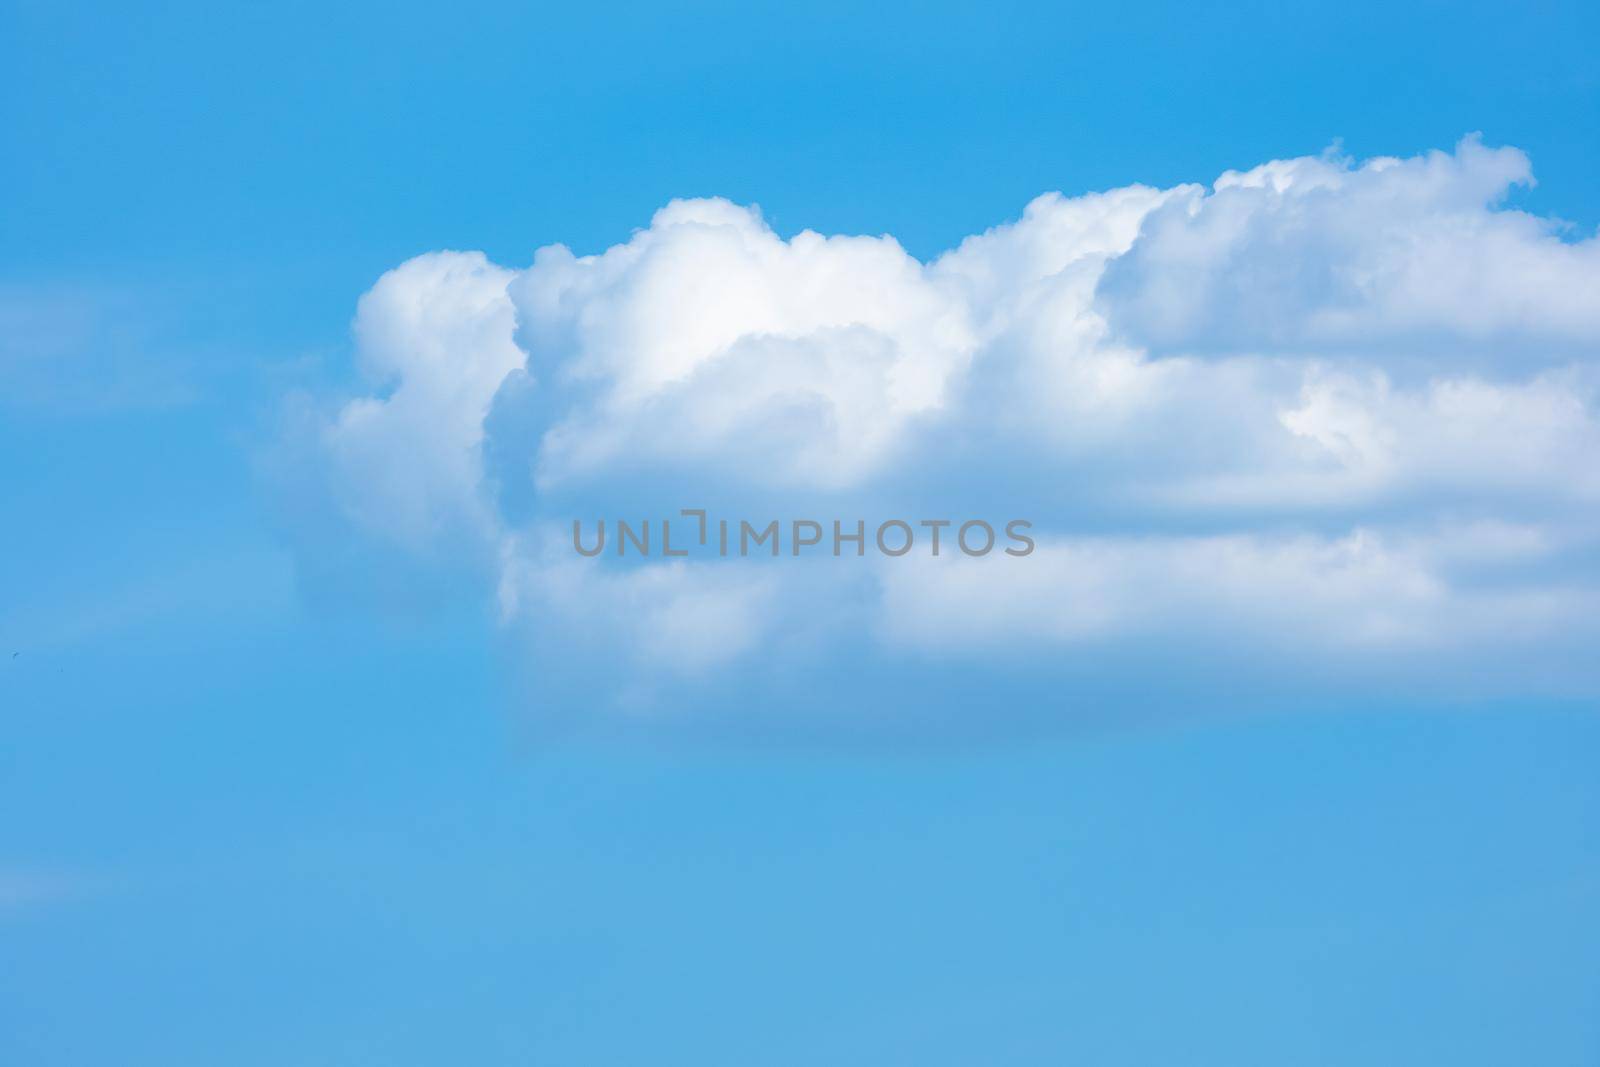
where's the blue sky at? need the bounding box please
[4,2,1600,1063]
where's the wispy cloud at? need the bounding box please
[0,869,90,913]
[0,283,204,413]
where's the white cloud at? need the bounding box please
[329,251,523,550]
[276,138,1600,711]
[267,251,523,597]
[511,197,981,489]
[1097,136,1600,355]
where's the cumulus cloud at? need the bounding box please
[1098,137,1600,355]
[328,251,523,555]
[510,196,982,490]
[273,137,1600,717]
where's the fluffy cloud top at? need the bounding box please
[277,137,1600,717]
